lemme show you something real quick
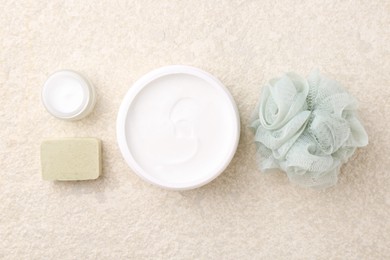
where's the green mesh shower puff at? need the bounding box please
[250,70,368,189]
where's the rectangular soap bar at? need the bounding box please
[41,138,102,181]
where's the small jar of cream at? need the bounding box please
[42,70,96,120]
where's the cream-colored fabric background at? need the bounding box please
[1,0,389,259]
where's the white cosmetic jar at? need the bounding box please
[117,65,240,190]
[42,70,96,120]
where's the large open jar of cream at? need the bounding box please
[117,66,240,190]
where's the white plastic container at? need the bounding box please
[117,65,240,190]
[42,70,96,120]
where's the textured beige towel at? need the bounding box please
[1,0,389,259]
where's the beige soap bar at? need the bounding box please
[41,138,102,181]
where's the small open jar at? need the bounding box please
[42,70,96,120]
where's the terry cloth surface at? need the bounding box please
[0,0,389,259]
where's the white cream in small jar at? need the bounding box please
[117,65,240,190]
[42,70,96,120]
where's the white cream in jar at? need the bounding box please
[117,66,240,190]
[42,70,96,120]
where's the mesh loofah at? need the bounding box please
[251,70,368,188]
